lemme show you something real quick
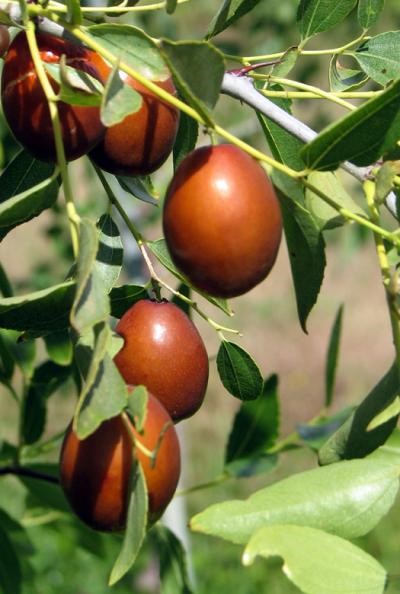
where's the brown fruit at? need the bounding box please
[89,61,179,176]
[0,25,10,58]
[59,394,181,531]
[1,31,105,162]
[114,299,209,421]
[162,144,283,298]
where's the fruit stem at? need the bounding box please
[121,412,153,459]
[302,178,400,246]
[139,244,241,335]
[262,76,356,111]
[363,179,400,373]
[93,163,144,245]
[23,19,80,258]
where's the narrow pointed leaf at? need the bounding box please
[155,525,194,594]
[0,526,21,594]
[70,218,110,333]
[225,374,280,465]
[325,304,344,407]
[301,79,400,170]
[95,214,123,293]
[101,65,142,127]
[110,285,149,319]
[329,55,368,92]
[319,363,400,464]
[109,464,148,585]
[206,0,262,39]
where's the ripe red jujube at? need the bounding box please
[162,144,283,298]
[89,60,179,176]
[114,299,209,421]
[1,31,105,162]
[59,394,181,531]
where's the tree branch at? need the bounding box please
[0,465,60,484]
[221,72,398,218]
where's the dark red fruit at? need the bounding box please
[1,31,105,162]
[59,394,181,531]
[0,25,10,58]
[162,144,283,298]
[114,300,209,421]
[89,60,179,176]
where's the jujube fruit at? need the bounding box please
[162,144,283,298]
[89,59,179,176]
[1,31,105,162]
[114,299,209,421]
[59,394,181,531]
[0,25,10,58]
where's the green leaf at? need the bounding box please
[225,455,278,479]
[0,264,13,298]
[351,32,400,85]
[89,24,170,81]
[172,283,192,317]
[109,464,148,585]
[100,65,142,127]
[165,0,177,14]
[95,214,123,293]
[160,40,225,127]
[274,175,326,332]
[301,78,400,170]
[127,385,148,433]
[116,175,158,206]
[45,61,103,107]
[173,111,198,170]
[0,174,59,240]
[0,281,75,333]
[18,464,70,512]
[257,87,305,171]
[155,525,193,594]
[70,218,110,334]
[329,55,368,92]
[74,322,128,439]
[0,525,21,594]
[110,285,149,318]
[217,340,263,401]
[297,0,357,41]
[65,0,82,25]
[305,171,366,230]
[357,0,385,29]
[243,524,386,594]
[319,363,400,464]
[0,150,55,203]
[190,457,400,544]
[22,362,71,445]
[325,304,344,407]
[44,329,73,366]
[225,374,280,464]
[0,330,35,379]
[206,0,262,39]
[367,396,400,431]
[0,331,14,381]
[147,239,232,315]
[297,406,355,451]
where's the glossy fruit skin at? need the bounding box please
[114,300,209,421]
[162,144,283,298]
[1,31,105,162]
[0,26,10,58]
[89,60,179,176]
[59,394,181,531]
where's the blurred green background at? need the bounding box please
[1,0,400,592]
